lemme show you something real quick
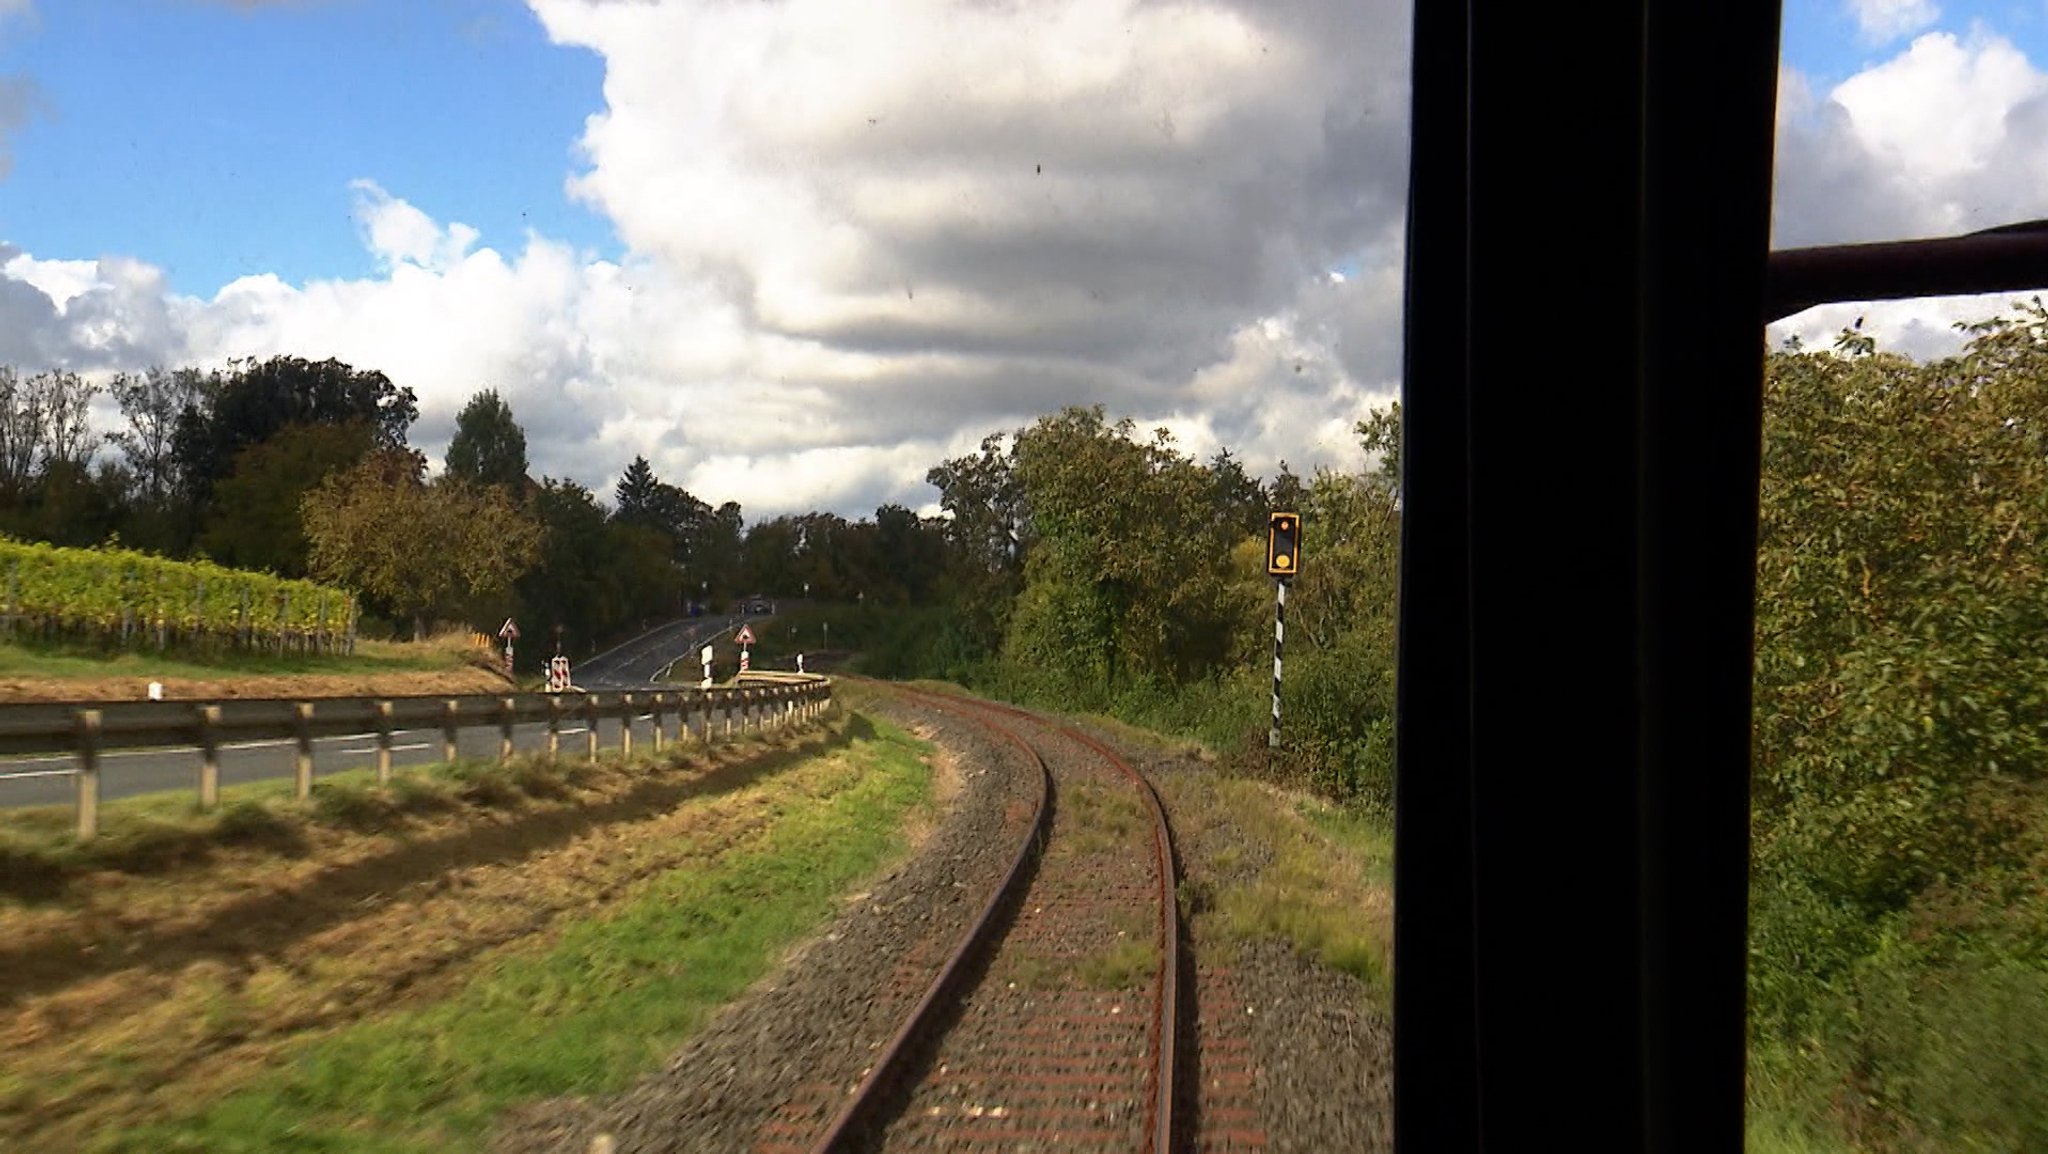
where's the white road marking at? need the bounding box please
[334,743,432,756]
[0,766,77,780]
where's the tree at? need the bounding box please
[874,503,946,604]
[37,369,99,475]
[109,366,209,504]
[444,389,530,490]
[0,366,41,499]
[0,368,101,501]
[614,456,660,524]
[927,430,1032,654]
[1266,461,1308,515]
[302,449,543,640]
[1750,315,2048,920]
[1355,401,1403,502]
[200,421,379,577]
[175,355,418,495]
[516,479,615,652]
[1004,406,1245,692]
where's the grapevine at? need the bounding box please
[0,537,359,656]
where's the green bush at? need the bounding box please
[1852,951,2048,1152]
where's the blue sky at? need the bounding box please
[0,0,614,295]
[1,0,2045,514]
[1782,0,2046,87]
[0,0,2033,298]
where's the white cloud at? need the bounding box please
[1847,0,1941,46]
[350,181,483,273]
[1769,29,2048,355]
[1831,32,2044,185]
[1775,32,2048,247]
[4,0,1412,519]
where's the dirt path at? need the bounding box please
[0,666,514,704]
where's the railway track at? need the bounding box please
[789,687,1183,1153]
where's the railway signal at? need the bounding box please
[1265,512,1300,748]
[1266,512,1301,577]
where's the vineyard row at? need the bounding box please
[0,538,359,656]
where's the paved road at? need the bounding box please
[0,614,783,811]
[574,614,745,688]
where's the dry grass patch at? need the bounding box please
[0,714,883,1151]
[1156,773,1393,1001]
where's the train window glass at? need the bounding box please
[0,1,1408,1149]
[1755,5,2048,1149]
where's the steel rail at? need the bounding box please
[806,685,1053,1153]
[927,692,1184,1154]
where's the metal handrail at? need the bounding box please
[3,677,834,839]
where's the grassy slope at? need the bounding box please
[91,716,932,1153]
[0,634,473,681]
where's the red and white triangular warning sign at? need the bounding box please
[735,625,756,646]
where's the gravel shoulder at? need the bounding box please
[1087,718,1394,1154]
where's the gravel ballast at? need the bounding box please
[491,692,1392,1153]
[492,694,1040,1154]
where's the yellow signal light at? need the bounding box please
[1267,512,1301,578]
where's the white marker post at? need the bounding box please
[700,644,714,689]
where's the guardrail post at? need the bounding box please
[585,695,600,762]
[499,697,516,761]
[723,693,734,740]
[376,701,394,784]
[650,693,666,754]
[620,694,635,759]
[294,702,315,800]
[442,700,460,765]
[197,704,221,810]
[75,708,101,840]
[547,696,561,758]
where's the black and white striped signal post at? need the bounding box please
[1267,512,1301,748]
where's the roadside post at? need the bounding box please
[498,618,519,679]
[700,644,714,689]
[736,625,756,676]
[1267,512,1301,748]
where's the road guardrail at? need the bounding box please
[1,677,834,839]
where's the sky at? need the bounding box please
[1,0,2045,521]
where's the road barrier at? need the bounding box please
[0,677,835,840]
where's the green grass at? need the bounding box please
[0,634,473,682]
[1298,799,1394,887]
[1077,937,1159,990]
[97,716,934,1153]
[0,755,612,901]
[1174,779,1393,998]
